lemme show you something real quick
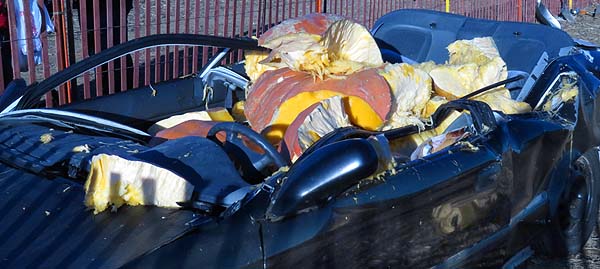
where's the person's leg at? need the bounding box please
[0,0,12,88]
[1,29,13,88]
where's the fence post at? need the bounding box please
[52,0,66,104]
[79,0,92,100]
[6,0,21,80]
[517,0,523,21]
[93,0,103,97]
[65,0,76,103]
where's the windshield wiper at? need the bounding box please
[459,75,527,100]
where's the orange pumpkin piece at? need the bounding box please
[280,103,321,161]
[154,120,224,142]
[153,120,265,154]
[245,67,392,142]
[280,96,354,162]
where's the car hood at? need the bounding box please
[0,163,203,268]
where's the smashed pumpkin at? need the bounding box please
[378,63,432,130]
[245,67,391,142]
[257,13,344,45]
[251,14,382,79]
[245,15,535,161]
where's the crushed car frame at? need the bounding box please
[0,9,600,269]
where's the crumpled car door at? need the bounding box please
[260,100,517,268]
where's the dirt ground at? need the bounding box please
[561,6,600,46]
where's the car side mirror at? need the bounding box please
[535,0,561,29]
[266,137,390,221]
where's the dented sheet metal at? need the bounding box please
[260,107,573,268]
[0,9,599,269]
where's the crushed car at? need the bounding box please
[0,8,600,268]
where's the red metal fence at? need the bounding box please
[0,0,596,106]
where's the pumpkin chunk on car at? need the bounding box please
[244,67,392,143]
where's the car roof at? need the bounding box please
[372,9,574,73]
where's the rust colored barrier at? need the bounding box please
[0,0,596,101]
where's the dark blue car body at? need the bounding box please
[0,9,600,269]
